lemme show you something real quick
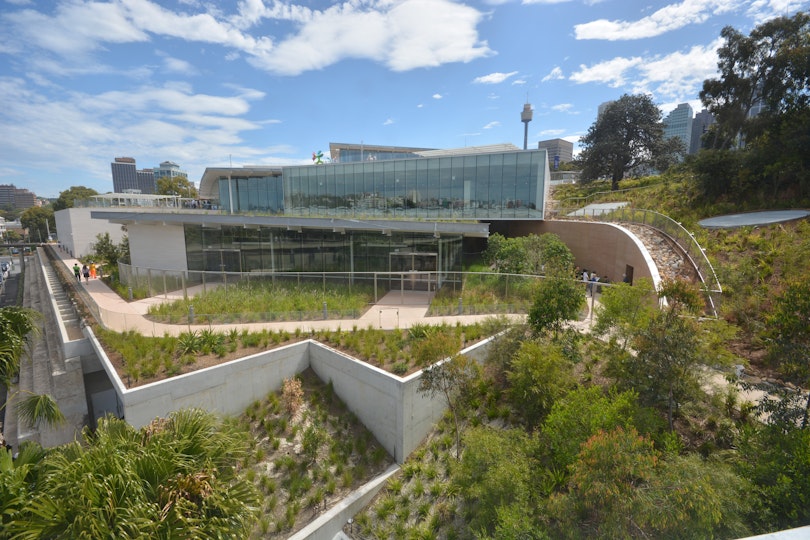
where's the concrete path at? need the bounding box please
[50,248,531,336]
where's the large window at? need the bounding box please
[275,149,546,219]
[184,224,463,275]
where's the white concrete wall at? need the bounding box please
[85,329,495,463]
[54,208,127,259]
[127,222,188,272]
[121,342,309,428]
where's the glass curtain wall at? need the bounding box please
[184,224,463,275]
[278,150,546,219]
[217,174,284,214]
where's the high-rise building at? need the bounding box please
[597,100,616,118]
[154,161,187,181]
[690,109,716,154]
[111,157,156,194]
[538,139,574,168]
[0,184,36,210]
[662,103,694,158]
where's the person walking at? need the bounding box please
[73,263,81,282]
[90,262,96,279]
[82,264,90,283]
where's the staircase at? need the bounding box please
[3,249,88,451]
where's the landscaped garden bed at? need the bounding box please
[95,317,513,387]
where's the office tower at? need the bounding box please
[662,103,694,157]
[538,139,574,169]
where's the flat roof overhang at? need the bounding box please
[90,211,490,238]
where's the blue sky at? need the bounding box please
[1,0,806,198]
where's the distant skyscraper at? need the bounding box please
[153,161,187,181]
[538,139,574,168]
[662,103,694,158]
[0,184,36,210]
[597,100,616,118]
[111,157,157,194]
[690,109,716,154]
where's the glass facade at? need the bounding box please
[184,224,463,277]
[216,150,547,219]
[217,173,285,214]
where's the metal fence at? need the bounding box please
[114,263,599,325]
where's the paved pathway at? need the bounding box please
[51,248,532,336]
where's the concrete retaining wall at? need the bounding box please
[492,219,660,286]
[85,329,496,463]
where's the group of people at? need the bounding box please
[73,262,101,283]
[581,269,601,297]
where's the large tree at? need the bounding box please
[700,12,810,151]
[579,94,682,190]
[52,186,98,212]
[157,175,197,199]
[19,206,54,243]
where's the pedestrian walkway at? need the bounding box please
[49,248,536,337]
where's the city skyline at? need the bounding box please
[0,0,804,197]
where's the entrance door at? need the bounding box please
[389,252,437,291]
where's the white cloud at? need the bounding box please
[512,78,527,85]
[747,0,808,20]
[248,0,493,75]
[633,39,722,99]
[575,0,741,41]
[2,0,491,77]
[473,71,519,84]
[161,55,198,75]
[569,56,644,87]
[0,77,271,194]
[542,67,564,82]
[483,121,500,129]
[552,103,574,112]
[569,39,723,103]
[539,128,566,136]
[522,0,575,5]
[433,93,443,99]
[383,118,395,125]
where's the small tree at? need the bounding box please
[507,340,576,429]
[91,232,120,269]
[527,277,584,338]
[593,278,657,350]
[418,354,481,459]
[765,279,810,428]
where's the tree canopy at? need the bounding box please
[19,206,54,243]
[52,186,98,212]
[578,93,682,190]
[157,176,197,198]
[693,12,810,199]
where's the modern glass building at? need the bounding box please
[93,144,549,284]
[203,145,548,220]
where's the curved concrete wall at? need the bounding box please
[494,219,660,286]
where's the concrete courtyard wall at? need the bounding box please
[496,219,659,286]
[85,328,496,463]
[127,222,188,272]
